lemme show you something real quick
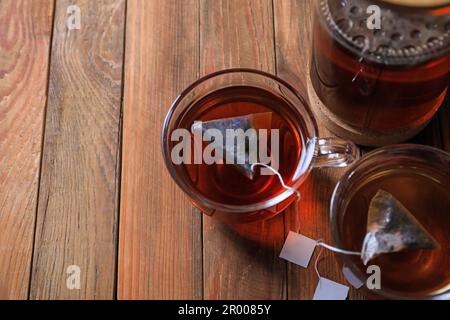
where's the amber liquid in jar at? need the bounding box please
[311,0,450,133]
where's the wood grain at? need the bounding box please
[439,96,450,152]
[117,0,202,299]
[274,0,366,299]
[29,0,125,299]
[412,117,443,148]
[0,0,54,300]
[200,0,287,300]
[1,0,447,300]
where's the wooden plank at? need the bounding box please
[200,0,286,300]
[274,0,366,299]
[412,117,443,148]
[29,0,125,299]
[117,0,202,299]
[0,0,54,300]
[439,95,450,152]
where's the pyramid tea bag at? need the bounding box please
[361,190,439,265]
[191,112,273,180]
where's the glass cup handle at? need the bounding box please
[312,137,360,168]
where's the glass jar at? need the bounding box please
[309,0,450,146]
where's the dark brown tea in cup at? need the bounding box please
[341,167,450,297]
[174,86,302,206]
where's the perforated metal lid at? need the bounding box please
[319,0,450,66]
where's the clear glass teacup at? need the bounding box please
[331,144,450,299]
[162,69,359,223]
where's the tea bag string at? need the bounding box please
[250,163,301,200]
[314,245,324,280]
[316,240,361,256]
[315,240,361,280]
[250,163,361,259]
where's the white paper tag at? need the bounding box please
[279,231,317,268]
[313,277,350,300]
[342,265,364,289]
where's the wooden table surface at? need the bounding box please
[0,0,449,300]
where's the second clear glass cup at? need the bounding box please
[162,69,359,223]
[330,144,450,300]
